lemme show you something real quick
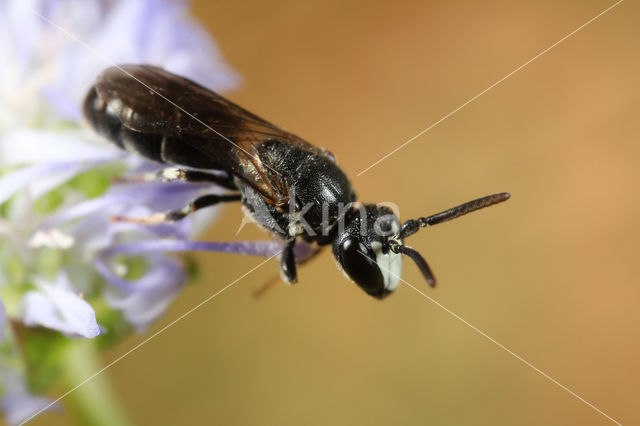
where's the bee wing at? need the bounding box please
[94,64,319,205]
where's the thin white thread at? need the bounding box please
[357,0,624,176]
[365,249,623,425]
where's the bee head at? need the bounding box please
[332,193,511,297]
[332,201,446,298]
[332,204,404,298]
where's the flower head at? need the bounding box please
[0,0,248,423]
[1,0,241,333]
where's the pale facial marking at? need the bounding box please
[370,240,402,291]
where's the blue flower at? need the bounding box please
[0,0,252,423]
[22,273,100,338]
[0,0,240,335]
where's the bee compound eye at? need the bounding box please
[340,238,386,298]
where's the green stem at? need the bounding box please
[60,340,134,426]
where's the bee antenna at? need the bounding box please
[390,242,436,287]
[398,192,510,239]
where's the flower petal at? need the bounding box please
[22,275,100,338]
[102,257,185,331]
[0,158,117,206]
[0,129,118,167]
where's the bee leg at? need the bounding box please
[113,168,236,189]
[280,239,298,284]
[158,168,237,190]
[255,246,322,298]
[111,193,241,224]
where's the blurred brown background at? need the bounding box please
[38,0,640,425]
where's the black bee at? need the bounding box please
[83,64,509,298]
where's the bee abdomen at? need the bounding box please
[83,85,163,162]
